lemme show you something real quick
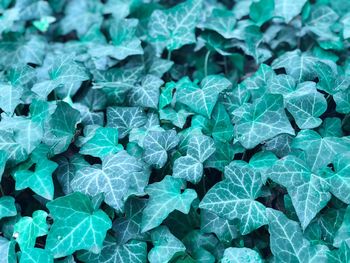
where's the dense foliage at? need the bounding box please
[0,0,350,262]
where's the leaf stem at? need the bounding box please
[204,50,211,77]
[167,50,172,61]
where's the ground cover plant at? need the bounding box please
[0,0,350,262]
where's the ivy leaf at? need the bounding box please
[20,248,53,263]
[327,242,350,263]
[128,75,164,109]
[14,158,58,200]
[0,196,16,220]
[44,101,81,155]
[107,107,147,139]
[292,130,350,172]
[201,8,236,39]
[176,75,231,118]
[323,153,350,204]
[268,155,331,230]
[233,94,294,149]
[334,206,350,248]
[13,210,48,250]
[147,0,202,54]
[221,247,263,263]
[80,127,123,159]
[274,0,307,23]
[173,134,215,183]
[0,84,23,115]
[77,235,147,263]
[148,226,186,263]
[200,210,238,244]
[199,162,267,235]
[272,50,320,82]
[46,192,112,258]
[267,208,318,263]
[0,130,27,165]
[141,175,197,232]
[32,56,89,98]
[269,78,327,129]
[71,151,150,212]
[0,237,15,263]
[112,197,147,245]
[142,130,179,168]
[250,0,274,26]
[89,19,143,61]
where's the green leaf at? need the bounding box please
[141,175,197,232]
[233,94,295,149]
[268,155,331,229]
[128,75,164,109]
[292,130,350,172]
[199,162,267,234]
[46,192,112,258]
[107,106,147,139]
[142,130,179,168]
[274,0,307,23]
[334,205,350,248]
[327,242,350,263]
[13,210,48,250]
[147,0,203,54]
[80,127,123,159]
[149,226,186,263]
[221,247,263,263]
[14,158,58,200]
[71,151,150,212]
[19,248,53,263]
[0,130,27,165]
[176,75,231,118]
[0,196,16,220]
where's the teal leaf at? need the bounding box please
[174,134,215,183]
[0,196,16,220]
[176,75,231,118]
[14,158,58,200]
[267,208,317,263]
[323,153,350,204]
[129,75,164,109]
[71,151,150,212]
[0,84,23,115]
[0,237,15,263]
[32,56,89,98]
[250,0,274,26]
[202,8,236,39]
[19,248,53,263]
[77,235,147,263]
[147,0,203,54]
[142,130,179,168]
[334,206,350,248]
[141,175,197,232]
[107,107,147,139]
[80,127,123,159]
[13,210,48,250]
[268,155,331,229]
[46,192,112,258]
[274,0,307,23]
[199,162,267,235]
[221,247,263,263]
[112,197,147,245]
[148,226,186,263]
[292,130,350,172]
[233,94,295,149]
